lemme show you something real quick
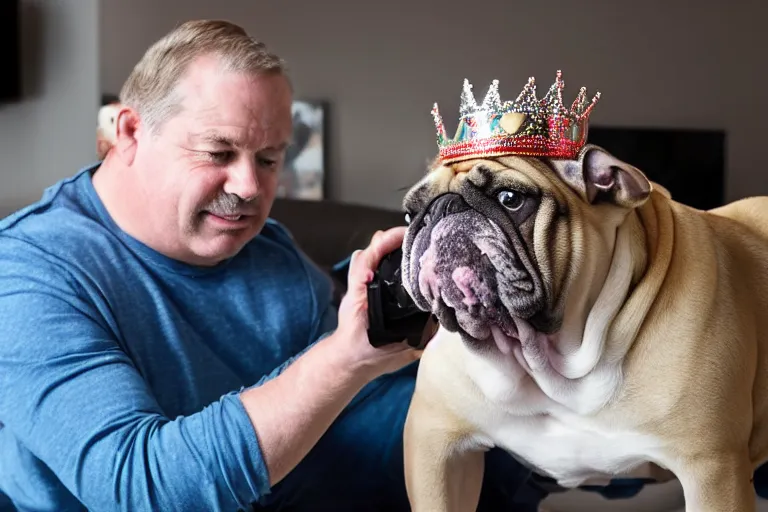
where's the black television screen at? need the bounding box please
[0,0,21,102]
[587,126,726,211]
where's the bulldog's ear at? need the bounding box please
[550,144,651,209]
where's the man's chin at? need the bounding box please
[189,224,263,265]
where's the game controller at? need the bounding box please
[365,248,438,350]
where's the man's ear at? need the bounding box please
[113,105,141,165]
[549,144,652,209]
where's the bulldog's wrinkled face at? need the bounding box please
[401,144,652,356]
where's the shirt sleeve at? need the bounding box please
[0,239,271,511]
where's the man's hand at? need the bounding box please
[240,226,423,488]
[328,226,422,381]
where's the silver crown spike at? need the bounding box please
[542,70,566,116]
[578,91,601,120]
[571,86,588,115]
[480,79,502,113]
[459,79,478,117]
[512,77,538,112]
[431,102,447,139]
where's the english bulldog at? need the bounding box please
[400,143,768,511]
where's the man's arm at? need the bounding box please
[240,331,372,486]
[0,248,270,511]
[0,228,416,510]
[240,226,420,486]
[0,307,262,509]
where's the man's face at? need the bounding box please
[130,56,293,266]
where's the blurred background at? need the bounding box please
[0,0,765,215]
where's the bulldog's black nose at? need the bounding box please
[428,193,471,219]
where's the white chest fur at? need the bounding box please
[424,330,666,489]
[484,406,665,488]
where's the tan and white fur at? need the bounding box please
[400,144,768,511]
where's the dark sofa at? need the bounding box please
[268,197,407,272]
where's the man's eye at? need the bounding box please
[208,151,234,165]
[257,157,278,168]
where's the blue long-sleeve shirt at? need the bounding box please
[0,165,341,511]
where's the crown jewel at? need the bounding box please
[431,70,600,164]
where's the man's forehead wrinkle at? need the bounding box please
[190,126,291,153]
[171,64,293,152]
[197,130,239,146]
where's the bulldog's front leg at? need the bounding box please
[676,453,755,511]
[404,388,486,512]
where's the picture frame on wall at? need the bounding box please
[281,100,327,200]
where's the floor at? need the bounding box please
[541,480,768,511]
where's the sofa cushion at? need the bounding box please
[268,198,406,270]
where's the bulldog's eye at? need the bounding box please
[498,190,525,212]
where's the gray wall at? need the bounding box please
[99,0,766,211]
[0,0,100,213]
[1,1,764,213]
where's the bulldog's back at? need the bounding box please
[706,196,768,466]
[702,195,768,313]
[644,194,768,469]
[707,196,768,242]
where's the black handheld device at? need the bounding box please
[365,248,437,350]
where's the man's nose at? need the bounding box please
[223,160,260,202]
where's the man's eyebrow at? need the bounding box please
[269,141,291,152]
[252,141,292,153]
[191,131,240,147]
[190,132,292,151]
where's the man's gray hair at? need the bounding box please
[119,19,289,132]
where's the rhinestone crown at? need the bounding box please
[432,70,601,164]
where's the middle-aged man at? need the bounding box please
[0,19,546,511]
